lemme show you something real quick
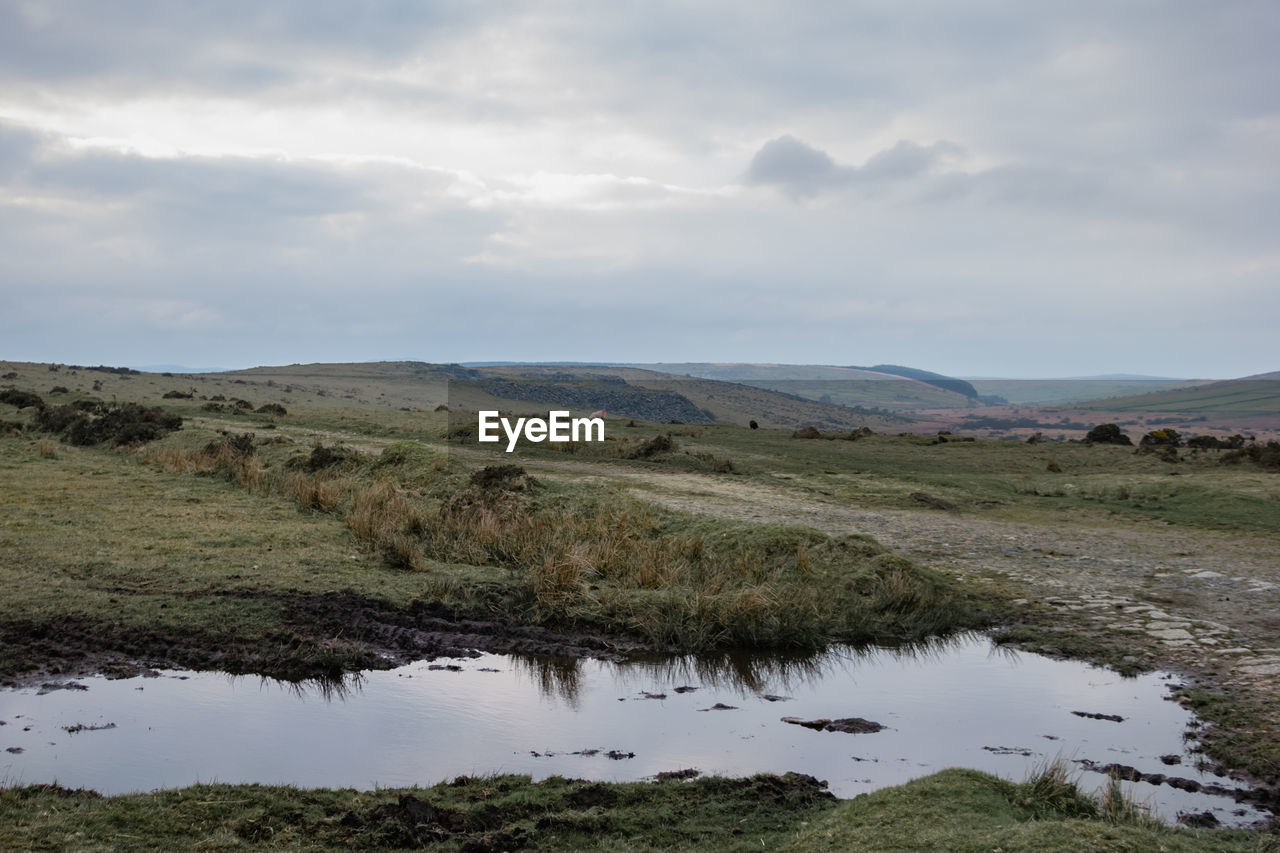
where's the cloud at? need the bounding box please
[744,135,961,199]
[0,2,1278,376]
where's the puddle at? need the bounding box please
[0,634,1267,826]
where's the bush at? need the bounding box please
[470,464,532,491]
[0,389,44,409]
[1221,441,1280,471]
[289,444,357,472]
[162,390,194,399]
[625,434,675,458]
[1084,423,1132,446]
[792,426,822,439]
[35,402,182,446]
[256,403,287,416]
[1139,428,1181,447]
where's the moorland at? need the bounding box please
[1,358,1278,851]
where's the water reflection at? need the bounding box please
[511,656,586,709]
[0,634,1267,827]
[515,631,995,705]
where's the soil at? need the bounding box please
[0,591,640,688]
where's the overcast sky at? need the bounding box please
[1,1,1277,377]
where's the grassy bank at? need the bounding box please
[1,766,1263,852]
[0,421,990,682]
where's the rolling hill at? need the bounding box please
[1072,374,1280,415]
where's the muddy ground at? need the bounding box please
[0,593,640,689]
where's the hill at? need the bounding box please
[967,378,1204,406]
[624,363,980,412]
[1071,374,1280,415]
[0,360,913,431]
[850,364,979,399]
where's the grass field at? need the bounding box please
[2,359,1279,848]
[1073,378,1280,416]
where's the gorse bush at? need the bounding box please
[35,402,182,446]
[0,389,44,409]
[1084,423,1132,446]
[1221,440,1280,471]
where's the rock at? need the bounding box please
[781,716,885,734]
[1178,811,1220,828]
[1072,711,1124,722]
[1149,628,1195,642]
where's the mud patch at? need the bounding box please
[341,793,526,850]
[0,591,643,688]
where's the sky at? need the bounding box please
[1,1,1277,378]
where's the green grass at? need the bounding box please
[788,768,1265,852]
[4,361,1280,841]
[1,768,1263,852]
[1075,378,1280,415]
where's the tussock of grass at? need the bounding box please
[139,434,987,652]
[789,767,1260,852]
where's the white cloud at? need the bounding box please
[0,1,1276,376]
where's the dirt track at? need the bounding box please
[526,460,1280,702]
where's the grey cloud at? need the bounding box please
[0,0,480,97]
[744,135,843,199]
[745,136,959,199]
[0,119,48,180]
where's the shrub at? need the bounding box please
[625,434,675,458]
[35,402,182,447]
[48,386,69,394]
[162,390,194,399]
[0,389,44,409]
[1084,423,1132,446]
[289,443,358,472]
[792,426,821,439]
[1221,441,1280,471]
[1139,428,1181,447]
[256,403,287,416]
[1136,443,1180,463]
[470,464,533,491]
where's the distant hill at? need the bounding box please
[471,364,914,430]
[627,363,902,381]
[1072,373,1280,415]
[129,364,231,374]
[0,359,912,430]
[850,364,979,399]
[623,363,980,412]
[967,378,1204,406]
